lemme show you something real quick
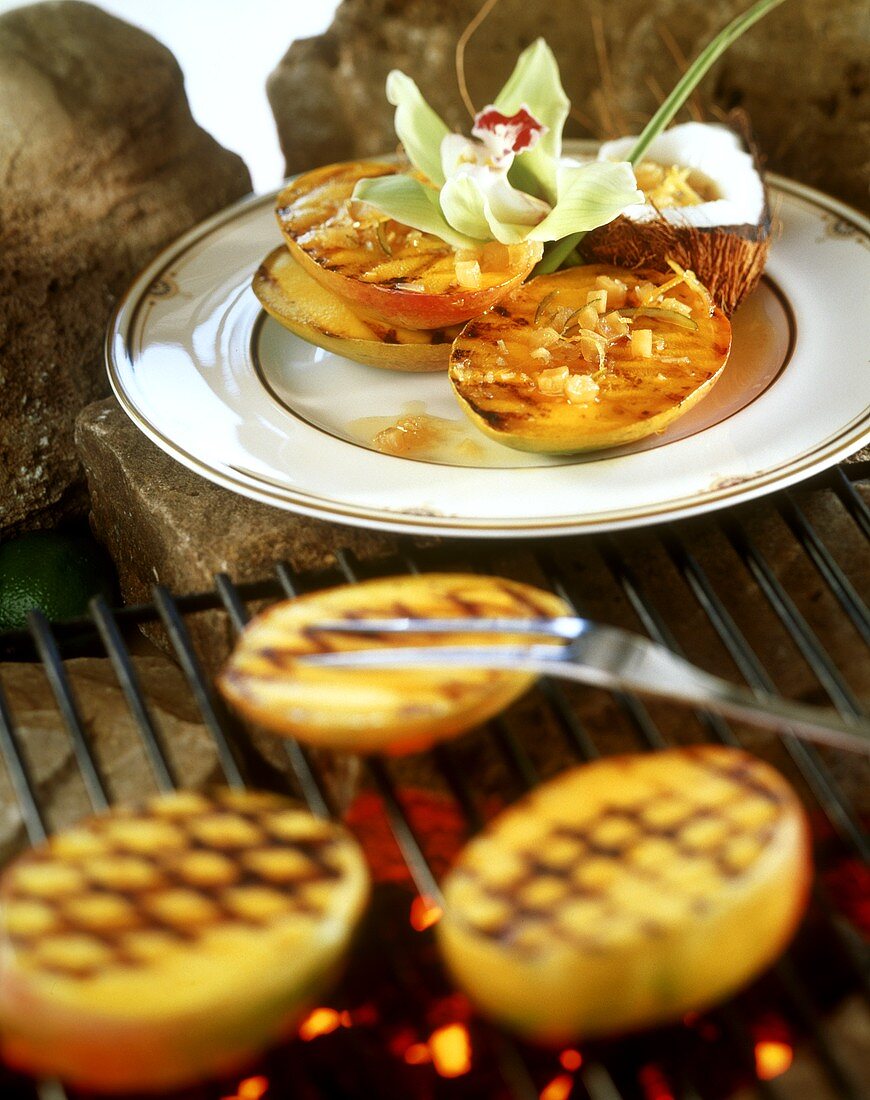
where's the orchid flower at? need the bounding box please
[352,39,642,250]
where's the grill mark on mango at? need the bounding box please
[450,763,787,955]
[277,162,484,295]
[3,792,351,981]
[449,264,730,451]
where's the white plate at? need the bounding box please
[107,174,870,538]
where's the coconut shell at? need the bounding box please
[582,113,771,316]
[581,217,771,316]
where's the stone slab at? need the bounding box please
[0,656,221,864]
[0,653,361,865]
[75,397,398,673]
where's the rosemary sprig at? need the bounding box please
[533,0,787,276]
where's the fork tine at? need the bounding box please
[308,616,588,639]
[295,639,870,757]
[300,643,569,667]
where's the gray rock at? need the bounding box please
[0,1,252,537]
[0,656,221,864]
[0,653,362,864]
[75,397,397,674]
[268,0,868,213]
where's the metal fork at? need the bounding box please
[300,616,870,755]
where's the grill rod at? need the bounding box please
[0,467,865,1100]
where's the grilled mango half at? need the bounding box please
[217,573,569,755]
[275,161,541,330]
[449,263,731,453]
[254,246,457,372]
[0,789,369,1092]
[438,746,811,1042]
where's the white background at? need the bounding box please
[0,0,342,192]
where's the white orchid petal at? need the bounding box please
[439,176,492,240]
[483,174,550,226]
[352,175,479,250]
[495,39,569,203]
[526,162,643,242]
[440,134,489,180]
[386,70,450,186]
[441,170,551,245]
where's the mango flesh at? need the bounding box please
[217,573,570,755]
[449,264,732,453]
[437,746,811,1042]
[275,160,541,330]
[0,789,369,1092]
[254,245,456,372]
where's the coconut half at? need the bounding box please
[582,119,770,315]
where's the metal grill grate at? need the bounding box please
[0,464,867,1100]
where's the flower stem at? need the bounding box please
[533,0,787,276]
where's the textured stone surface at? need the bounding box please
[0,653,361,865]
[75,397,397,673]
[0,657,220,865]
[0,0,252,537]
[268,0,868,213]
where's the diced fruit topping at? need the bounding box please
[634,161,719,208]
[585,289,608,314]
[594,274,628,308]
[537,366,570,394]
[631,328,654,358]
[577,330,607,368]
[454,259,482,288]
[564,375,600,404]
[448,263,731,454]
[525,257,712,379]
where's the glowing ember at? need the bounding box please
[298,1007,343,1041]
[349,1003,378,1026]
[540,1073,574,1100]
[560,1049,583,1072]
[222,1076,268,1100]
[429,1022,472,1078]
[404,1042,432,1065]
[823,854,870,935]
[410,895,443,931]
[239,1079,268,1100]
[345,790,467,883]
[639,1065,675,1100]
[755,1040,794,1080]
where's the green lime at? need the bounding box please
[0,531,116,630]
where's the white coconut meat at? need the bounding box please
[598,122,766,230]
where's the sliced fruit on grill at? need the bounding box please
[437,745,811,1042]
[448,263,731,453]
[254,245,456,372]
[217,573,569,755]
[0,788,369,1093]
[275,160,541,330]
